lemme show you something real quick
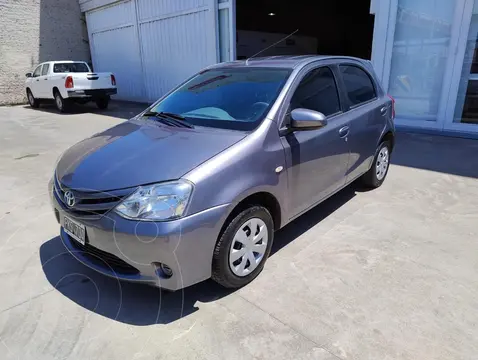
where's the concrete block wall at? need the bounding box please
[0,0,91,105]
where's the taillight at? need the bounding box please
[387,94,395,120]
[65,76,74,89]
[111,74,116,86]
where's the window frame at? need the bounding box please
[41,63,50,76]
[337,63,378,110]
[289,66,343,118]
[279,62,345,130]
[32,65,43,78]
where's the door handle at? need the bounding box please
[339,126,349,138]
[36,79,39,82]
[380,106,388,115]
[43,78,48,80]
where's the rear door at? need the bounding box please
[336,63,388,182]
[280,65,350,218]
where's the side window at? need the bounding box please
[41,64,49,76]
[32,65,42,77]
[339,65,376,106]
[290,67,341,117]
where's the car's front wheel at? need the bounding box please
[362,141,391,188]
[212,206,274,288]
[27,89,40,108]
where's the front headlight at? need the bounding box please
[114,180,193,221]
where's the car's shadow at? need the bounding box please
[40,183,358,325]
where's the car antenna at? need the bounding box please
[245,29,299,65]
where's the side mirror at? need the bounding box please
[25,72,33,78]
[290,108,327,129]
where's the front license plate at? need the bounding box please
[64,216,86,245]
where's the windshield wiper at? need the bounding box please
[143,111,194,129]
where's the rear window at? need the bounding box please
[53,62,90,73]
[339,65,376,106]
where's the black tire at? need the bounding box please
[362,141,391,188]
[54,90,70,113]
[95,97,109,110]
[26,89,40,108]
[212,206,274,288]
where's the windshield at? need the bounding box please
[149,67,292,131]
[53,62,90,73]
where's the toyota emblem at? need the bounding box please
[64,191,76,207]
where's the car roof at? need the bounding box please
[209,55,369,70]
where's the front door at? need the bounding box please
[280,66,350,219]
[30,65,43,98]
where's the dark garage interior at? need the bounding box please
[236,0,374,60]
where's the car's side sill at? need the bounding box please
[284,171,366,227]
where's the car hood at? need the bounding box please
[56,118,247,191]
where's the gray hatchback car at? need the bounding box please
[50,56,395,291]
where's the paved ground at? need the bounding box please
[1,102,478,360]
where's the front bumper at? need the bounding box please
[50,182,229,291]
[67,88,117,98]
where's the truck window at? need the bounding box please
[33,65,42,77]
[41,64,50,76]
[53,62,90,73]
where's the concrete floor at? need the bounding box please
[1,103,478,360]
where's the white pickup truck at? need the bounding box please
[25,61,117,112]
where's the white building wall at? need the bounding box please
[0,0,91,105]
[86,1,144,101]
[138,0,217,101]
[84,0,218,103]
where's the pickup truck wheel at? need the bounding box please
[212,206,274,288]
[54,90,70,113]
[27,89,40,108]
[95,97,109,110]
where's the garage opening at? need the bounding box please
[234,0,374,61]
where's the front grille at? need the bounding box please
[54,176,133,218]
[70,237,140,275]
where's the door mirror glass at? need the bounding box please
[25,72,33,78]
[290,108,327,129]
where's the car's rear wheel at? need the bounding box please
[54,90,70,113]
[95,97,110,110]
[362,141,391,188]
[27,89,39,108]
[212,206,274,288]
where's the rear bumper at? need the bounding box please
[67,88,117,98]
[49,180,229,291]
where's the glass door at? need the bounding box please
[444,0,478,132]
[385,0,466,130]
